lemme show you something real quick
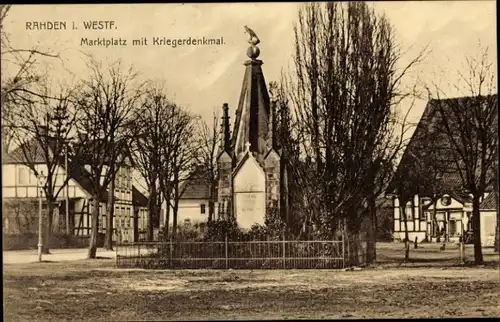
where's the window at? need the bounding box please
[467,212,473,231]
[449,220,458,236]
[18,167,28,185]
[200,204,206,214]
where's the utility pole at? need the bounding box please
[65,144,70,235]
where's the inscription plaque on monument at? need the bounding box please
[234,192,266,229]
[233,152,266,229]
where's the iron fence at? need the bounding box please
[115,238,355,269]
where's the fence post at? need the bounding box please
[459,235,465,264]
[282,233,286,269]
[225,234,228,269]
[115,242,119,267]
[169,237,173,268]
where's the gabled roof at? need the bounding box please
[132,186,148,207]
[232,149,266,178]
[73,139,134,168]
[3,137,109,200]
[179,179,211,200]
[480,192,497,210]
[176,168,218,200]
[387,95,498,196]
[67,162,108,201]
[3,136,57,164]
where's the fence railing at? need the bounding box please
[116,238,368,269]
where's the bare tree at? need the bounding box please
[3,199,38,234]
[9,81,80,254]
[426,46,498,264]
[1,5,62,154]
[268,80,301,236]
[194,108,222,222]
[286,2,427,263]
[164,108,199,240]
[75,58,145,258]
[137,99,200,241]
[132,87,176,241]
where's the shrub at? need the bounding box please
[2,233,89,251]
[204,220,242,241]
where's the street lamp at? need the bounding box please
[38,171,47,262]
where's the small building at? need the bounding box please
[163,176,218,229]
[387,96,498,245]
[132,185,149,241]
[479,192,498,247]
[2,138,146,243]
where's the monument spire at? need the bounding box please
[220,103,231,154]
[231,26,270,160]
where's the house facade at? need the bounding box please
[163,177,218,229]
[391,192,496,246]
[387,95,498,246]
[2,140,148,243]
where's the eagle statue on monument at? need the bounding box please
[244,25,260,46]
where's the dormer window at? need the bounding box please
[440,195,451,206]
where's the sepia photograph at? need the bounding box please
[1,1,499,320]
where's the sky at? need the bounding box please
[2,1,496,126]
[2,1,496,193]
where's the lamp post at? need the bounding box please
[38,171,47,262]
[65,143,70,235]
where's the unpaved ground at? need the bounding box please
[3,258,500,321]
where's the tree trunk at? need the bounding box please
[164,190,171,240]
[87,197,100,259]
[42,200,55,254]
[208,181,216,222]
[431,197,438,242]
[495,191,500,252]
[157,190,163,229]
[104,176,115,250]
[366,195,377,264]
[494,166,500,252]
[401,205,410,261]
[471,193,484,264]
[172,169,179,240]
[173,198,179,240]
[345,217,361,266]
[146,188,156,241]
